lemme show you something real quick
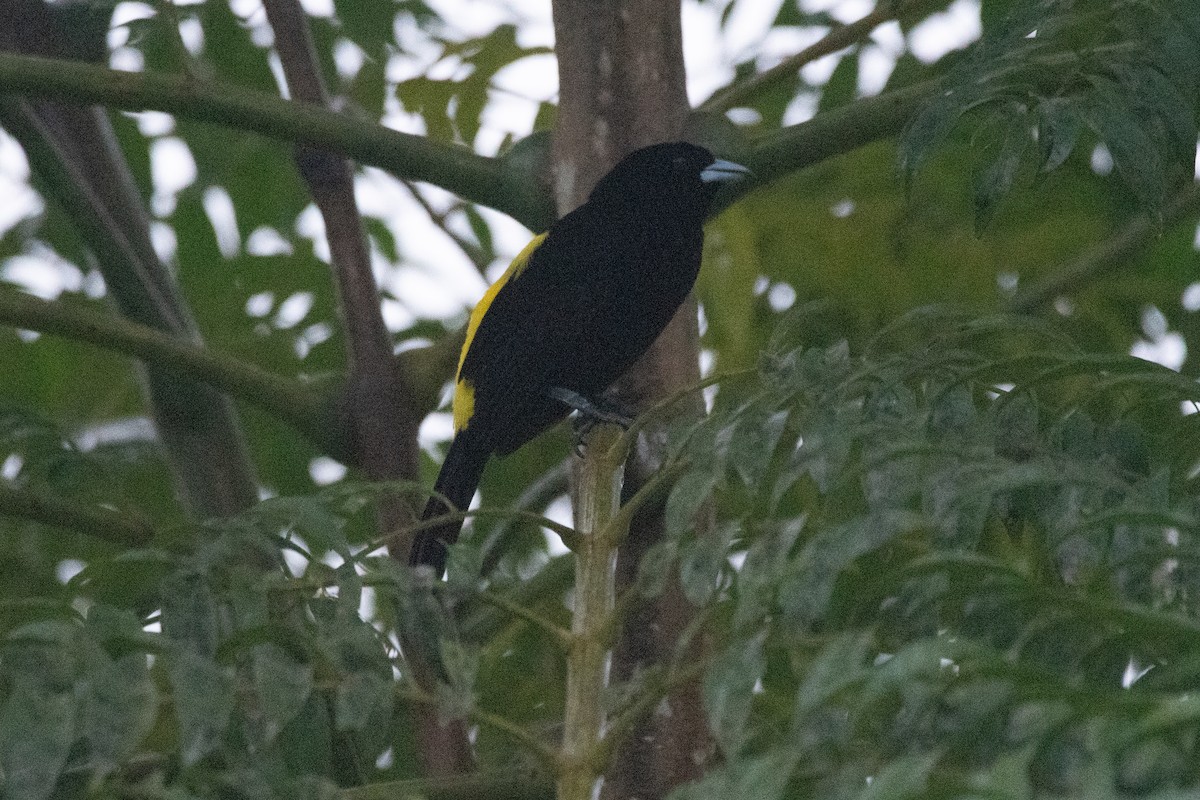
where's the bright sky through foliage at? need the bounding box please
[0,0,1192,373]
[4,0,984,306]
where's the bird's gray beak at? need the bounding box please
[700,158,753,184]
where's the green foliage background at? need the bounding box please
[0,0,1199,798]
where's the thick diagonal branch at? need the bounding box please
[0,50,551,229]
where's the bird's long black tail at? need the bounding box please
[411,429,490,575]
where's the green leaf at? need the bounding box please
[76,645,158,774]
[1109,62,1196,167]
[779,511,925,626]
[980,0,1022,36]
[664,470,717,537]
[73,550,174,611]
[1037,98,1081,174]
[251,644,315,745]
[167,649,234,766]
[994,391,1039,459]
[898,94,966,184]
[793,631,871,718]
[973,109,1028,233]
[0,677,74,800]
[462,204,495,259]
[854,752,940,800]
[668,748,799,800]
[728,403,788,489]
[733,515,804,630]
[251,495,349,556]
[160,572,221,659]
[704,631,766,755]
[928,384,977,438]
[335,670,392,732]
[679,522,735,606]
[276,695,337,785]
[1079,78,1166,213]
[817,52,860,115]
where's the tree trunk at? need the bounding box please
[551,2,716,797]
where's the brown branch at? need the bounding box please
[260,0,471,776]
[262,0,418,483]
[550,2,716,797]
[0,288,341,457]
[711,78,937,212]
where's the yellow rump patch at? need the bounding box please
[451,232,548,432]
[453,378,475,432]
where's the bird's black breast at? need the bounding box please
[457,199,705,455]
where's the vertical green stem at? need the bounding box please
[559,424,626,800]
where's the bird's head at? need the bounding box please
[588,142,751,217]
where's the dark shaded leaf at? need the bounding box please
[252,644,315,745]
[704,631,766,755]
[167,649,234,766]
[1037,98,1081,174]
[973,109,1029,232]
[0,677,74,800]
[77,645,157,774]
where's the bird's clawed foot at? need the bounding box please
[548,387,634,456]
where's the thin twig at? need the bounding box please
[480,459,569,577]
[396,685,561,770]
[338,770,554,800]
[262,0,419,539]
[1008,182,1200,313]
[700,0,914,114]
[599,458,689,550]
[612,368,754,457]
[366,507,581,557]
[460,554,574,643]
[403,180,492,274]
[596,658,709,767]
[0,481,154,547]
[474,588,572,648]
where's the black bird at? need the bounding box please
[411,141,750,573]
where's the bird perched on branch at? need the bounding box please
[411,141,750,574]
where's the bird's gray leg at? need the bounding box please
[548,387,634,456]
[549,387,634,427]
